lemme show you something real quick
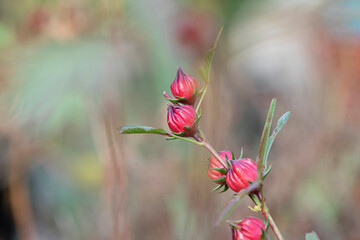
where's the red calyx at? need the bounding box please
[226,158,258,193]
[208,150,232,184]
[229,217,265,240]
[170,67,199,105]
[167,104,197,136]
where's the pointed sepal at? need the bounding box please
[212,183,225,192]
[239,147,244,159]
[220,184,229,193]
[212,176,226,183]
[211,168,227,175]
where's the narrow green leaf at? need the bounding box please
[119,126,168,135]
[216,181,260,225]
[231,151,235,160]
[198,68,206,82]
[264,111,291,167]
[211,168,227,175]
[200,26,223,82]
[305,231,320,240]
[196,109,202,122]
[262,164,273,180]
[257,99,276,179]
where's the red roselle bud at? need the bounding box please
[167,104,197,136]
[229,217,265,240]
[208,151,232,184]
[226,158,258,192]
[170,67,199,105]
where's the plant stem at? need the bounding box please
[168,134,205,146]
[196,83,208,113]
[200,133,227,169]
[258,187,284,240]
[264,210,284,240]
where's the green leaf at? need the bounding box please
[211,168,227,175]
[231,151,235,160]
[199,26,223,82]
[216,181,260,225]
[257,99,276,179]
[305,231,320,240]
[262,164,273,180]
[198,68,206,82]
[264,111,291,167]
[119,126,168,135]
[196,109,202,122]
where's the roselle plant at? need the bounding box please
[119,27,319,240]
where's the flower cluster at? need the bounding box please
[165,67,200,137]
[163,67,264,240]
[119,28,306,240]
[207,151,258,193]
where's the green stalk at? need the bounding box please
[265,210,285,240]
[168,134,205,146]
[196,83,208,113]
[259,187,284,240]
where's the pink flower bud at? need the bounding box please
[229,217,265,240]
[167,104,197,136]
[208,150,232,184]
[226,158,257,192]
[170,67,199,105]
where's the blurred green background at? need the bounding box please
[1,0,360,239]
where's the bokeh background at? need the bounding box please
[1,0,360,239]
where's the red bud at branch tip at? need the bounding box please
[170,67,199,105]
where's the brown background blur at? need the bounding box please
[0,0,360,240]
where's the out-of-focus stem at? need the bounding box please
[168,133,205,146]
[258,187,284,240]
[203,141,227,169]
[199,132,227,169]
[192,130,228,169]
[265,210,284,240]
[196,83,208,113]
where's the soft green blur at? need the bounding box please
[1,0,360,240]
